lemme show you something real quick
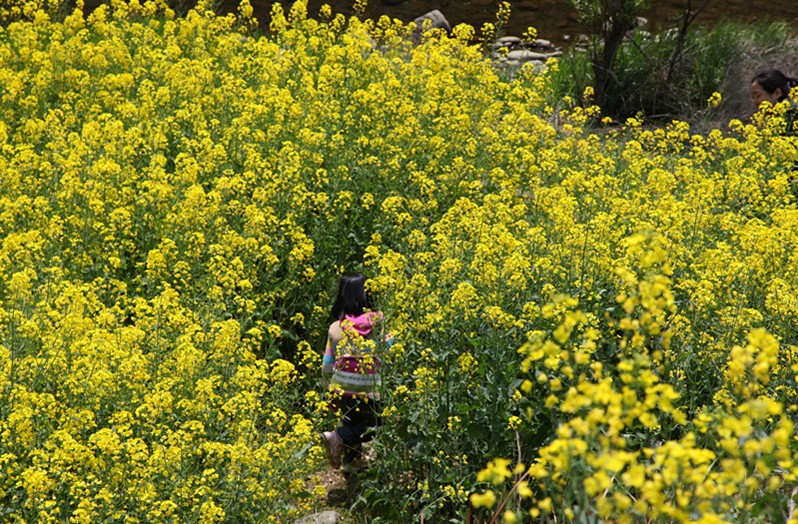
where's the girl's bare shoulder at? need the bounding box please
[328,320,343,341]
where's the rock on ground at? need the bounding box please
[293,510,341,524]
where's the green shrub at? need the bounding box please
[550,18,798,124]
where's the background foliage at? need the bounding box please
[551,15,798,124]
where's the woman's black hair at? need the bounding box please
[752,69,798,102]
[331,273,374,320]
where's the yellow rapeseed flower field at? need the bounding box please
[2,0,798,522]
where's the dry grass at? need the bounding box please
[712,27,798,125]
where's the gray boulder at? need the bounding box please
[507,49,549,62]
[496,36,521,45]
[412,10,451,33]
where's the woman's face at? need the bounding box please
[751,81,783,108]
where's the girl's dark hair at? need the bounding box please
[331,273,373,319]
[752,69,798,102]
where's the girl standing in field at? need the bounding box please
[751,68,798,135]
[321,273,388,474]
[751,69,798,191]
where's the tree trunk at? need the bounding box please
[593,21,629,112]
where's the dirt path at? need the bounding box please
[313,466,362,521]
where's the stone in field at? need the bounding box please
[507,49,548,62]
[412,10,451,32]
[496,36,521,45]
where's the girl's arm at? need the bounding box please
[321,321,342,387]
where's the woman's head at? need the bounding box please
[331,273,373,319]
[751,69,797,108]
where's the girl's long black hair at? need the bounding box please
[331,273,374,320]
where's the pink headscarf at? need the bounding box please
[341,311,383,337]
